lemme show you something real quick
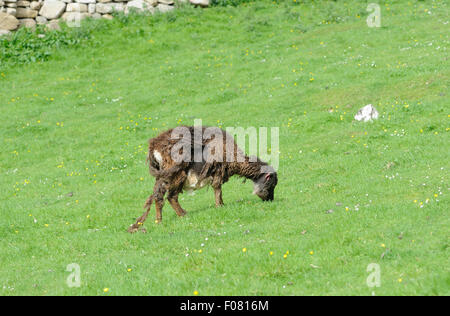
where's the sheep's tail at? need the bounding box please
[147,151,189,179]
[147,148,161,177]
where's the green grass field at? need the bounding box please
[0,0,449,296]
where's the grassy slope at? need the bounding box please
[0,0,449,295]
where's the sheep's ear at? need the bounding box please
[265,174,271,182]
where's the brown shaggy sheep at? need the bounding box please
[128,126,278,233]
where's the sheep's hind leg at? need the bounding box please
[128,194,154,233]
[128,180,167,233]
[168,192,187,217]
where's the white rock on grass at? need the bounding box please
[354,104,379,122]
[39,1,66,19]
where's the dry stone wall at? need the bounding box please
[0,0,210,35]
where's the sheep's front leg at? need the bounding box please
[153,180,168,223]
[154,199,164,223]
[168,192,187,217]
[214,186,224,207]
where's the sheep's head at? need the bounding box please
[253,171,278,201]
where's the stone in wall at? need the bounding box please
[95,3,112,14]
[5,2,18,9]
[76,0,96,4]
[113,3,125,12]
[36,15,47,24]
[190,0,209,8]
[87,3,95,13]
[16,7,38,18]
[30,1,42,11]
[66,3,88,12]
[0,11,19,30]
[19,17,35,28]
[39,1,66,20]
[156,3,173,13]
[47,18,60,30]
[146,0,158,6]
[0,0,211,35]
[17,1,31,7]
[61,11,89,22]
[125,0,152,14]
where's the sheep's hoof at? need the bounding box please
[127,225,140,234]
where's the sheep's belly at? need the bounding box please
[183,171,211,193]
